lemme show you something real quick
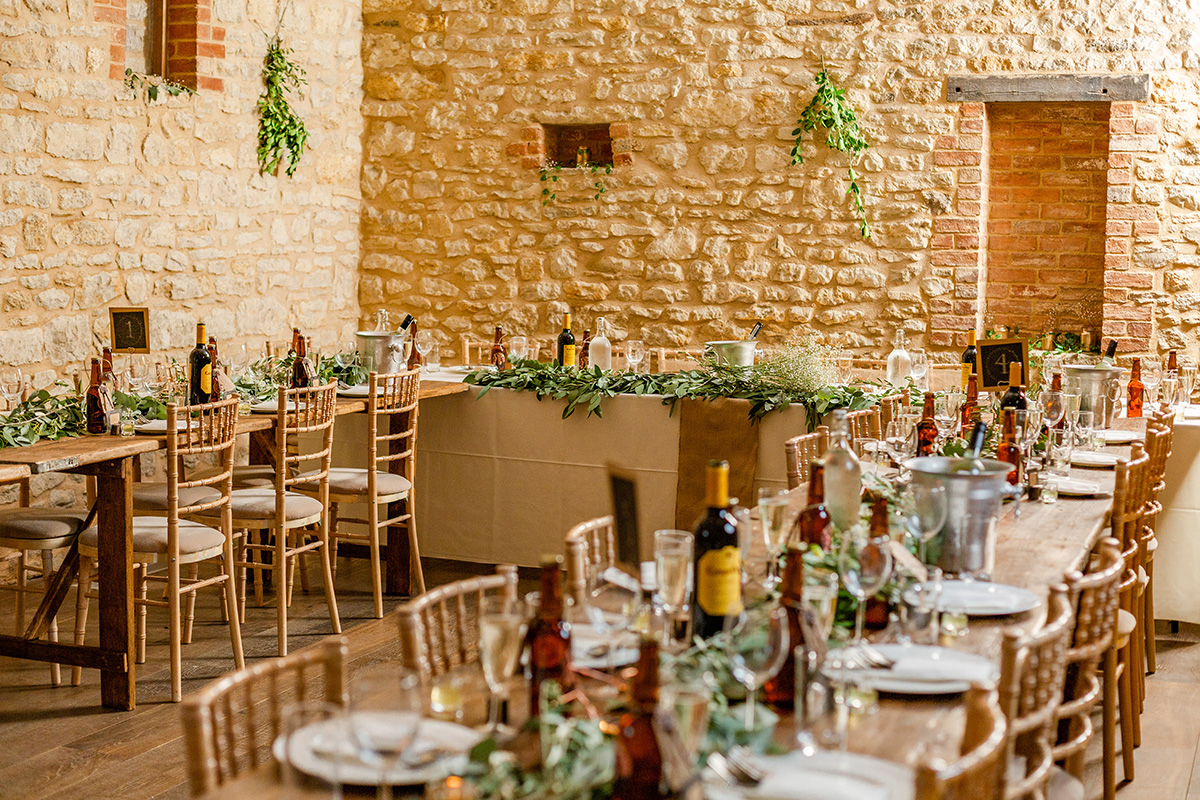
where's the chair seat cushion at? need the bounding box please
[231,465,278,489]
[131,483,221,513]
[0,508,90,541]
[1117,608,1137,637]
[294,468,411,498]
[80,517,224,556]
[213,488,324,521]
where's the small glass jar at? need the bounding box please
[119,407,137,437]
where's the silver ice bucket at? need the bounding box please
[705,340,756,368]
[355,330,410,374]
[904,456,1017,579]
[1062,364,1121,428]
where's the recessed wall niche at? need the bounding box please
[543,124,614,168]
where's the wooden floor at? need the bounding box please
[2,560,1200,800]
[0,556,536,800]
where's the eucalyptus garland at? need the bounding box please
[0,386,86,449]
[463,359,885,429]
[256,34,309,177]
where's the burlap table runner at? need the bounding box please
[674,397,760,528]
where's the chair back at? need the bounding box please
[181,636,348,797]
[367,370,422,493]
[461,337,488,366]
[1141,421,1172,543]
[270,382,338,509]
[998,585,1074,800]
[396,565,519,681]
[1053,537,1123,775]
[846,406,882,441]
[915,684,1007,800]
[564,515,616,606]
[166,396,240,541]
[784,426,829,489]
[1111,444,1151,607]
[878,393,905,430]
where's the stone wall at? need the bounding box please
[0,0,365,508]
[359,0,1200,361]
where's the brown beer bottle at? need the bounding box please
[1168,350,1178,375]
[490,326,506,369]
[101,346,116,386]
[995,408,1021,485]
[85,358,109,434]
[528,555,574,716]
[1050,372,1067,429]
[915,391,938,456]
[290,335,316,389]
[612,637,666,800]
[793,461,832,551]
[1128,358,1144,418]
[762,545,807,710]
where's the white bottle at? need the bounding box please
[590,317,612,371]
[823,409,862,533]
[886,330,912,386]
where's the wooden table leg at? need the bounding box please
[96,457,135,710]
[384,409,413,596]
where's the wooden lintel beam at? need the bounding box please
[946,73,1151,103]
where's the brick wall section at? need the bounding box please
[94,0,127,80]
[985,103,1110,336]
[95,0,225,90]
[930,102,988,350]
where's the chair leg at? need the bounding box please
[39,550,60,686]
[1103,647,1117,800]
[318,509,341,635]
[284,531,297,608]
[1131,612,1144,746]
[328,502,340,577]
[236,532,247,624]
[136,564,148,665]
[275,526,288,657]
[168,554,182,703]
[1118,649,1136,783]
[253,529,265,609]
[182,563,199,644]
[221,536,244,670]
[1145,560,1157,674]
[367,501,383,619]
[14,550,25,635]
[407,492,425,595]
[71,556,93,686]
[297,532,311,594]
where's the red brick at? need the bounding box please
[991,171,1040,188]
[1107,168,1132,185]
[608,122,631,138]
[932,251,980,266]
[1108,117,1135,134]
[1107,271,1153,289]
[1133,221,1160,236]
[956,201,982,216]
[955,234,980,249]
[1041,269,1087,285]
[1107,305,1152,322]
[959,185,982,200]
[505,142,527,157]
[961,102,985,117]
[1126,323,1153,338]
[931,233,955,249]
[1111,102,1136,117]
[1010,188,1061,204]
[1102,320,1128,337]
[197,42,225,58]
[935,135,958,149]
[990,235,1039,251]
[960,119,985,134]
[928,331,954,347]
[958,168,982,185]
[196,75,223,91]
[991,138,1043,154]
[520,125,544,142]
[1104,254,1130,270]
[1106,205,1156,221]
[934,150,982,166]
[1042,204,1090,221]
[988,267,1039,284]
[613,152,633,166]
[521,155,542,170]
[1011,220,1062,235]
[1011,154,1064,170]
[212,26,225,41]
[933,217,977,234]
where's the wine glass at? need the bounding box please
[347,666,424,800]
[507,336,529,364]
[909,349,929,389]
[884,420,910,474]
[1015,407,1043,471]
[723,603,789,730]
[900,483,947,565]
[1074,410,1095,451]
[1161,375,1180,410]
[479,594,527,739]
[415,330,436,370]
[625,340,646,373]
[1181,359,1197,406]
[838,534,893,650]
[585,564,642,670]
[0,368,22,411]
[1143,357,1162,400]
[1042,354,1064,387]
[654,530,693,650]
[756,488,791,585]
[126,356,150,394]
[934,393,961,446]
[1039,390,1065,430]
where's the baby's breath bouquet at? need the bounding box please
[752,337,843,395]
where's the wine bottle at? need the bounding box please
[996,408,1021,486]
[1100,339,1119,367]
[792,460,832,551]
[490,326,506,369]
[960,372,979,436]
[961,330,977,379]
[528,555,574,716]
[885,330,911,385]
[398,313,415,332]
[999,362,1027,410]
[291,335,316,389]
[207,336,220,402]
[1168,349,1179,375]
[967,420,988,458]
[916,391,938,457]
[1050,372,1066,429]
[407,320,422,369]
[85,358,108,434]
[762,545,807,710]
[188,322,213,406]
[959,363,971,393]
[823,409,861,533]
[556,313,576,367]
[692,460,742,640]
[290,327,301,355]
[1128,358,1144,418]
[101,346,116,386]
[579,329,592,368]
[590,317,612,371]
[612,637,666,800]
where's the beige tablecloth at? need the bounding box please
[1152,415,1200,624]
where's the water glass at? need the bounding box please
[281,700,345,800]
[803,567,839,642]
[585,565,642,670]
[625,340,646,373]
[661,678,710,763]
[1074,410,1095,450]
[1046,428,1073,477]
[853,437,880,475]
[348,666,425,800]
[507,336,529,363]
[907,569,943,645]
[940,606,969,638]
[1040,480,1059,505]
[119,407,137,437]
[0,367,22,411]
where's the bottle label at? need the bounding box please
[696,546,743,617]
[563,344,576,367]
[200,364,212,396]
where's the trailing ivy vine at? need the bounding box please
[791,69,871,239]
[539,161,614,206]
[124,69,196,103]
[257,34,309,177]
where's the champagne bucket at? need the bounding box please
[705,340,756,368]
[355,331,410,374]
[1062,364,1121,428]
[903,457,1017,579]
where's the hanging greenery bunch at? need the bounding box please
[256,34,310,177]
[791,69,871,239]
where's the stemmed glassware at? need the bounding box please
[1142,357,1162,405]
[1181,359,1197,406]
[1074,410,1095,452]
[1039,390,1065,430]
[414,330,437,370]
[838,533,893,651]
[756,488,791,585]
[281,700,345,800]
[0,368,23,411]
[625,340,646,373]
[585,564,642,670]
[479,595,527,739]
[723,603,789,729]
[934,393,962,447]
[654,530,693,649]
[347,666,425,800]
[507,336,529,364]
[900,483,947,565]
[1015,407,1043,469]
[909,349,929,390]
[884,420,910,475]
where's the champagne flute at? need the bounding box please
[0,367,23,411]
[654,529,693,625]
[838,534,893,651]
[901,484,947,565]
[479,595,527,739]
[723,604,789,730]
[625,340,646,373]
[348,666,424,800]
[1181,359,1197,405]
[756,488,791,585]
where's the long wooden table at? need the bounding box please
[0,380,468,711]
[198,427,1140,798]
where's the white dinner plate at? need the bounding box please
[1071,451,1119,468]
[443,365,493,374]
[705,748,915,800]
[132,418,199,434]
[1052,478,1109,497]
[274,715,480,787]
[903,580,1040,617]
[337,384,380,398]
[250,399,302,414]
[571,623,638,670]
[1184,406,1200,421]
[824,644,998,695]
[1097,429,1140,444]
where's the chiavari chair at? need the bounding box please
[1139,416,1173,675]
[564,515,616,607]
[783,426,829,489]
[846,406,883,440]
[915,684,1006,800]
